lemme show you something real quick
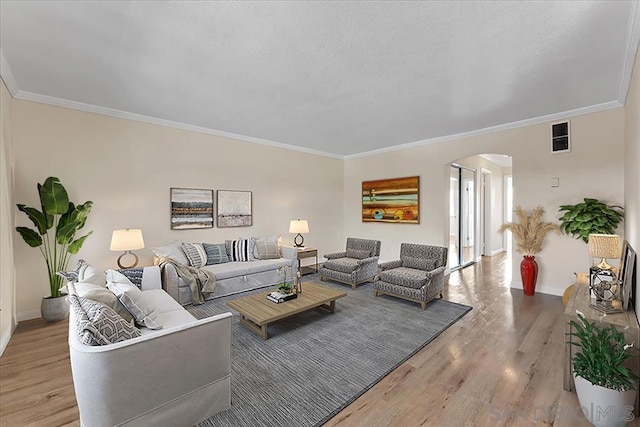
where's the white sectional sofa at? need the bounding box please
[154,240,298,306]
[67,265,232,426]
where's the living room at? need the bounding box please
[1,1,640,425]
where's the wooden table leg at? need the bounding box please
[239,314,269,340]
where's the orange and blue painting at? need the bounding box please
[362,176,419,224]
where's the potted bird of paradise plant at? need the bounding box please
[15,177,93,321]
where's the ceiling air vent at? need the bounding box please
[551,121,570,153]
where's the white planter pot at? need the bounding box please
[41,295,69,322]
[574,374,636,427]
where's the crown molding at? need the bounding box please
[619,0,640,105]
[12,90,344,160]
[0,49,19,96]
[345,100,622,159]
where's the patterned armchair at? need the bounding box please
[373,243,448,309]
[319,238,382,289]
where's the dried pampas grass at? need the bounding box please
[499,206,561,256]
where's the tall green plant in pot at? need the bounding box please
[568,311,639,426]
[16,177,93,321]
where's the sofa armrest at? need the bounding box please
[280,245,297,260]
[379,260,402,271]
[425,266,447,294]
[69,311,232,427]
[160,262,183,303]
[324,251,347,260]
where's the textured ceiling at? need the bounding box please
[1,1,639,158]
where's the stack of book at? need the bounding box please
[267,291,298,304]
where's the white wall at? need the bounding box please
[12,100,344,319]
[1,79,16,354]
[625,47,640,317]
[344,108,625,296]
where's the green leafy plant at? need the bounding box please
[559,198,623,243]
[498,205,561,255]
[15,177,93,298]
[567,311,639,391]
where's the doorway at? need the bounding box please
[449,164,476,270]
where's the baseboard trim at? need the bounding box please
[17,309,41,322]
[510,281,565,297]
[0,321,16,356]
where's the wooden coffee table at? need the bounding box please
[226,282,347,339]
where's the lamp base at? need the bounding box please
[117,251,139,269]
[294,234,305,247]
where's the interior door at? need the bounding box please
[449,164,476,270]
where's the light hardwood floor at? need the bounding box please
[1,253,635,426]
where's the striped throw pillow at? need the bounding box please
[203,243,230,265]
[225,239,254,262]
[181,243,207,268]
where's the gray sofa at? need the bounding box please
[155,241,298,306]
[67,265,232,426]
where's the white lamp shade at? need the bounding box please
[289,219,309,234]
[110,229,145,251]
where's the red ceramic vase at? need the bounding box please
[520,255,538,296]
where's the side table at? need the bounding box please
[296,247,318,276]
[564,282,640,413]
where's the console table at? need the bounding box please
[564,282,640,412]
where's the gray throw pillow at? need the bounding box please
[69,294,141,346]
[401,256,437,271]
[203,243,230,265]
[346,248,371,260]
[254,237,280,260]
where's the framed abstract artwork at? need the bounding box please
[217,190,252,227]
[362,176,419,224]
[620,240,637,311]
[170,188,214,230]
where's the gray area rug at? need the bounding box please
[188,275,472,427]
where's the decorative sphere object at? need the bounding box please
[612,299,622,309]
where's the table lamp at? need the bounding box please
[588,234,621,270]
[110,228,145,269]
[289,219,309,247]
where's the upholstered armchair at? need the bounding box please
[319,238,382,289]
[373,243,448,309]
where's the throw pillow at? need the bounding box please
[203,243,230,265]
[346,248,371,260]
[182,242,207,268]
[254,237,280,260]
[76,259,104,282]
[106,270,162,330]
[69,294,141,346]
[401,256,437,271]
[74,281,135,323]
[150,241,189,265]
[225,239,255,262]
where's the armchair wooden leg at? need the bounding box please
[351,283,356,290]
[421,301,426,310]
[320,276,325,281]
[439,293,443,298]
[374,289,379,297]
